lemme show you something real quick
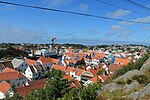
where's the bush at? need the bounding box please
[126,79,132,84]
[113,54,149,79]
[116,81,126,85]
[132,75,148,84]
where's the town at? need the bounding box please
[0,43,149,99]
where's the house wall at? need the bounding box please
[16,62,28,74]
[0,92,5,99]
[25,66,34,80]
[10,77,28,86]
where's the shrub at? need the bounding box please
[116,81,126,85]
[132,75,148,84]
[126,79,132,84]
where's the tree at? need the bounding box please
[79,83,101,100]
[97,70,105,75]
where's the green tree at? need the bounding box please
[79,83,101,100]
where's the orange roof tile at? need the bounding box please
[25,59,36,66]
[38,56,53,64]
[71,68,78,72]
[52,65,67,72]
[65,67,73,74]
[0,68,26,81]
[16,79,46,97]
[76,69,84,76]
[0,81,11,94]
[115,58,129,66]
[89,76,101,83]
[63,75,73,81]
[108,63,121,72]
[52,58,59,64]
[70,79,80,89]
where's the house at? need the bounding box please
[114,58,129,66]
[65,66,73,75]
[25,65,44,80]
[0,81,13,99]
[84,75,101,86]
[81,68,104,83]
[12,58,28,74]
[63,75,81,89]
[84,74,112,85]
[37,56,53,71]
[52,65,67,72]
[0,68,28,87]
[108,63,122,74]
[25,58,36,66]
[15,79,46,97]
[74,69,84,81]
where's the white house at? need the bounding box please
[25,65,44,80]
[0,68,28,87]
[12,58,28,74]
[37,56,53,71]
[70,68,84,81]
[0,81,14,99]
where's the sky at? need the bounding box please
[0,0,150,45]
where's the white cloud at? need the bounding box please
[119,30,132,38]
[134,16,150,23]
[0,25,48,43]
[110,25,123,31]
[106,9,131,18]
[106,25,123,36]
[79,3,89,12]
[41,0,74,7]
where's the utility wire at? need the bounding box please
[141,34,150,45]
[124,0,150,11]
[0,0,149,24]
[95,0,149,16]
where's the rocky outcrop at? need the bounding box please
[99,82,123,93]
[123,82,140,94]
[113,70,143,82]
[123,83,150,100]
[140,58,150,74]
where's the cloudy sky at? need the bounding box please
[0,0,150,45]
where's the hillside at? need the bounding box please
[98,57,150,100]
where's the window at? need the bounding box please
[18,82,20,86]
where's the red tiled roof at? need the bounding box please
[65,67,73,74]
[63,75,73,81]
[38,56,53,64]
[0,81,11,94]
[115,58,129,66]
[15,79,46,97]
[86,68,104,76]
[25,59,36,66]
[108,63,121,73]
[89,76,101,83]
[70,79,80,89]
[0,68,26,81]
[76,69,84,76]
[52,65,67,72]
[2,67,17,73]
[100,74,112,82]
[51,58,59,64]
[71,68,78,72]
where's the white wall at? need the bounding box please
[0,92,5,99]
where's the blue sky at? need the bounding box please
[0,0,150,45]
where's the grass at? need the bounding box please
[99,90,125,100]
